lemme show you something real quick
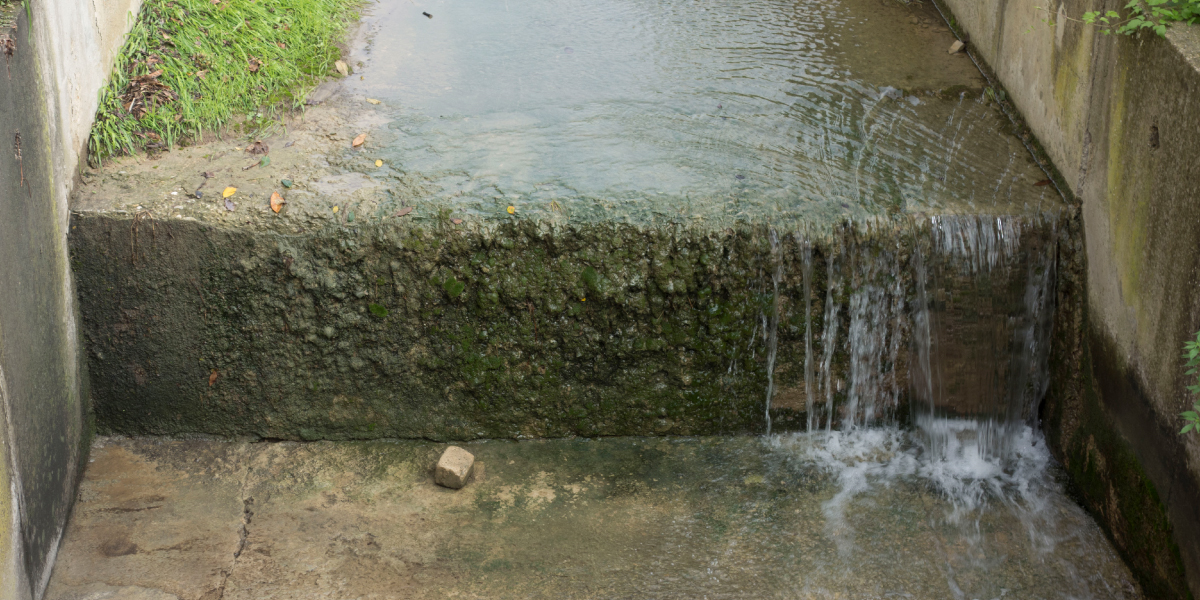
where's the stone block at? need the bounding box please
[435,446,474,489]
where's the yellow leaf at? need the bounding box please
[375,159,383,167]
[506,205,515,214]
[222,187,237,198]
[332,206,340,213]
[366,98,381,105]
[352,133,367,148]
[270,192,286,213]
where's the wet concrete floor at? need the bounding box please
[46,434,1139,599]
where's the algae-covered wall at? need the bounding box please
[71,214,1060,442]
[939,0,1200,595]
[0,0,142,596]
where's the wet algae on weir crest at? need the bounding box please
[71,208,1068,442]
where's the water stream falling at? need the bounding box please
[762,213,1078,598]
[322,0,1136,594]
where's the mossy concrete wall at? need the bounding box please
[939,0,1200,595]
[0,0,141,596]
[70,214,1063,443]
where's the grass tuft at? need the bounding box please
[88,0,359,164]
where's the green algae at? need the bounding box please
[71,213,1064,442]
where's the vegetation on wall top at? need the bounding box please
[88,0,358,163]
[1084,0,1200,36]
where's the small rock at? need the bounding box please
[435,446,475,489]
[949,40,965,54]
[334,60,349,77]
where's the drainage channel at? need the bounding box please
[50,0,1139,597]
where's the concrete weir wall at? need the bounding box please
[0,0,140,597]
[938,0,1200,596]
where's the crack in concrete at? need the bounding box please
[213,448,255,600]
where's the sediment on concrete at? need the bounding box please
[938,0,1200,594]
[71,210,1067,442]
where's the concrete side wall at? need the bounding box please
[940,0,1200,596]
[0,0,141,597]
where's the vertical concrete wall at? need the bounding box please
[0,0,141,597]
[937,0,1200,596]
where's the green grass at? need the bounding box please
[88,0,359,163]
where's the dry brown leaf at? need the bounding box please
[209,370,218,386]
[270,192,286,213]
[366,98,381,105]
[247,140,269,155]
[393,206,414,217]
[1033,179,1051,187]
[352,133,367,148]
[451,218,463,225]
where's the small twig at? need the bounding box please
[13,131,28,197]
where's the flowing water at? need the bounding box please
[50,0,1140,597]
[334,0,1126,595]
[341,0,1058,226]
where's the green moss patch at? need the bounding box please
[88,0,358,162]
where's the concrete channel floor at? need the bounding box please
[45,435,1140,600]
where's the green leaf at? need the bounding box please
[1182,424,1194,434]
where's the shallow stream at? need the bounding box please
[50,0,1141,597]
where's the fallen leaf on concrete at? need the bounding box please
[281,179,293,188]
[375,159,383,167]
[366,98,381,105]
[223,186,237,198]
[225,198,236,211]
[270,192,286,213]
[209,370,218,386]
[1033,179,1051,186]
[451,218,463,225]
[393,206,413,217]
[352,133,367,148]
[332,206,340,213]
[507,205,515,214]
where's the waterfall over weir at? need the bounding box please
[763,212,1057,457]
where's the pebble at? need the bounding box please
[949,40,965,54]
[435,446,475,489]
